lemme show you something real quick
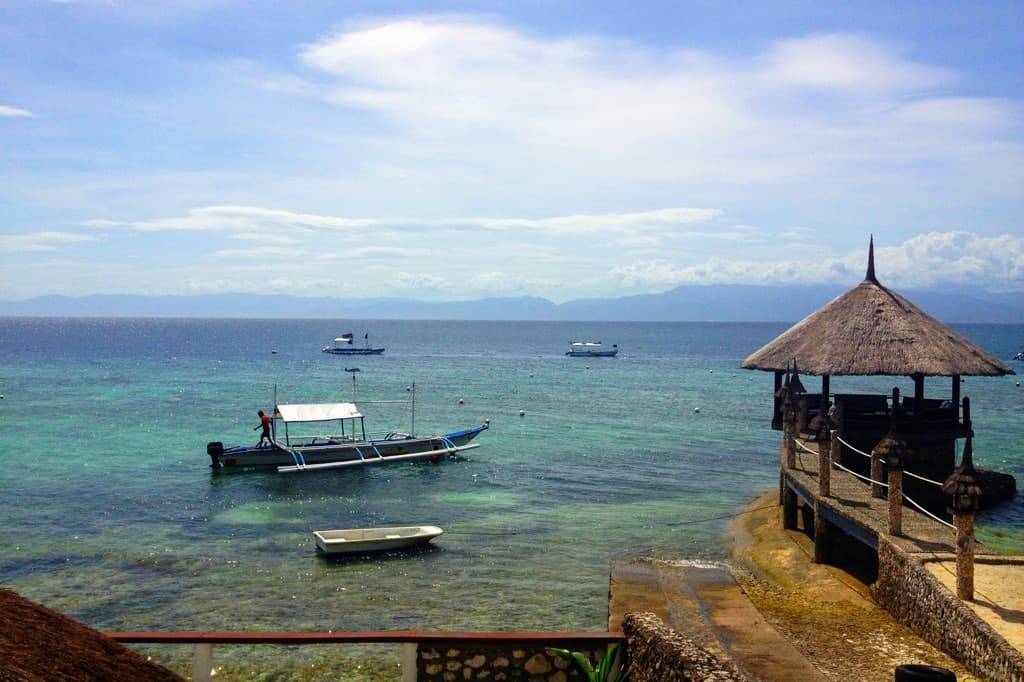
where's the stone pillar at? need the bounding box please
[783,487,798,530]
[955,512,975,600]
[813,501,829,563]
[888,466,903,536]
[943,422,980,602]
[871,449,885,499]
[818,430,831,497]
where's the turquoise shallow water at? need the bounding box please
[1,319,1021,678]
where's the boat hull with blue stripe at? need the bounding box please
[206,401,487,473]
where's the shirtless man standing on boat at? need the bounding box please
[255,410,272,447]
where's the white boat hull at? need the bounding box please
[314,526,444,555]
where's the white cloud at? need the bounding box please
[611,232,1024,292]
[285,17,1021,198]
[0,105,34,118]
[0,231,95,254]
[761,34,952,93]
[85,205,723,237]
[91,205,377,232]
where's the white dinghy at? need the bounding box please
[313,525,444,556]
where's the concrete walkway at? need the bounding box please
[787,437,995,555]
[609,559,825,681]
[926,558,1024,654]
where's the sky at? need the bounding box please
[1,0,1022,302]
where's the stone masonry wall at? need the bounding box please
[417,642,609,682]
[623,612,743,682]
[872,536,1024,682]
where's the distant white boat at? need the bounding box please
[566,341,618,357]
[313,526,444,555]
[323,332,385,355]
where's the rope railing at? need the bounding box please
[791,436,960,529]
[832,458,889,488]
[835,435,872,459]
[903,491,956,530]
[793,438,890,487]
[904,470,946,488]
[833,435,944,488]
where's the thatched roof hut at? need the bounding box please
[742,239,1013,377]
[0,588,183,682]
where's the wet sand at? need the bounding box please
[730,491,977,681]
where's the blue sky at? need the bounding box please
[1,0,1022,301]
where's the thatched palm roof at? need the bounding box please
[742,239,1013,377]
[0,588,183,682]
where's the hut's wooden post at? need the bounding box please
[952,375,961,423]
[818,429,831,497]
[829,428,841,475]
[773,370,784,426]
[784,401,797,470]
[888,464,903,536]
[913,373,925,427]
[797,397,809,434]
[813,501,829,563]
[833,401,845,466]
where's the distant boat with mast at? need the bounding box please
[565,341,618,357]
[323,332,385,355]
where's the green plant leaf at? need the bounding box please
[547,648,595,677]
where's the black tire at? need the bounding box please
[894,664,956,681]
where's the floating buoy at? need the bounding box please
[458,398,464,405]
[1017,381,1021,387]
[694,407,700,413]
[709,369,713,373]
[519,410,525,417]
[406,386,411,391]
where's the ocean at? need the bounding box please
[1,318,1021,679]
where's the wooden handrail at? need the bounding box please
[106,630,625,645]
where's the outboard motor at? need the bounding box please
[207,441,223,468]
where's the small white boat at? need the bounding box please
[313,525,444,555]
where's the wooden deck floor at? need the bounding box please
[785,437,995,556]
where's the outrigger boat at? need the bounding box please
[566,341,618,357]
[323,333,385,355]
[207,387,487,473]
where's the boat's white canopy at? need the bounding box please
[569,341,602,347]
[275,402,362,422]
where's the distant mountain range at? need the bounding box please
[1,285,1022,323]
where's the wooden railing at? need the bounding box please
[106,630,626,682]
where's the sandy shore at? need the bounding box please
[729,490,978,681]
